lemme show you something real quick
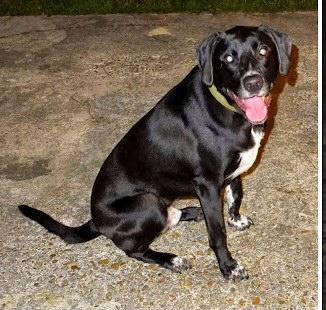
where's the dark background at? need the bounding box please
[0,0,317,16]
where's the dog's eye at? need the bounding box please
[225,55,233,63]
[259,47,267,56]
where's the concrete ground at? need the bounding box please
[0,12,317,310]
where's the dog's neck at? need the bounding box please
[208,84,237,113]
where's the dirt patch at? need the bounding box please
[0,157,51,181]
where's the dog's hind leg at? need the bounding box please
[128,249,191,273]
[94,193,191,272]
[225,176,253,231]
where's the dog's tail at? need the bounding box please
[18,205,101,244]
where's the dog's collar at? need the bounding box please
[208,84,237,113]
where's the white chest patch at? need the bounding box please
[228,129,264,180]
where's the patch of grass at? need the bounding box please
[0,0,317,16]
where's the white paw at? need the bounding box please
[228,264,249,281]
[171,257,192,272]
[228,215,253,231]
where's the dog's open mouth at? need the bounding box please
[231,93,272,124]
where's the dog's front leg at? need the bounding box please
[194,178,249,281]
[225,176,253,231]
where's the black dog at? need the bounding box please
[19,25,291,281]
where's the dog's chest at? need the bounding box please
[228,128,264,180]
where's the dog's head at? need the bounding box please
[197,25,292,124]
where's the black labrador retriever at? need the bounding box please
[19,25,291,281]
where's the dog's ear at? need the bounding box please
[197,33,223,86]
[258,25,292,75]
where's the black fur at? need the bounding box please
[19,25,291,280]
[18,205,100,243]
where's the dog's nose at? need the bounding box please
[243,75,263,93]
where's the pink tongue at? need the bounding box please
[240,96,267,123]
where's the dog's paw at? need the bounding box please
[193,210,205,222]
[227,264,249,281]
[180,206,204,222]
[171,257,192,273]
[228,215,253,231]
